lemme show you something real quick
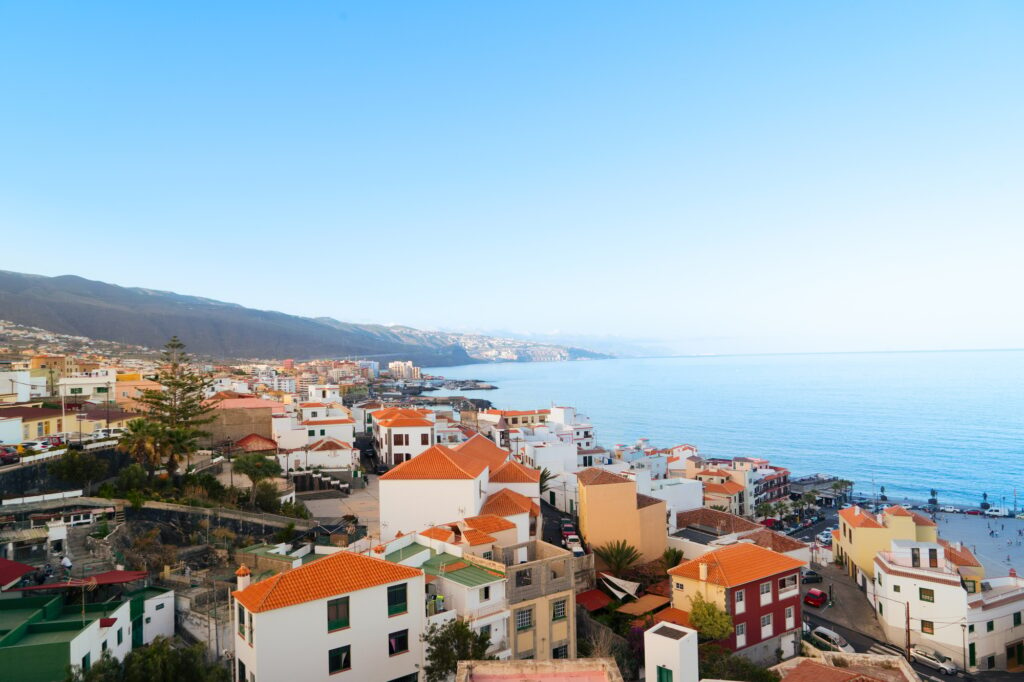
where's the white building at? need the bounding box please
[232,552,425,682]
[872,538,1024,672]
[372,407,436,467]
[0,370,47,402]
[285,437,358,471]
[644,621,699,682]
[58,368,118,402]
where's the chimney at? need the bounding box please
[1011,568,1018,578]
[699,562,708,582]
[235,564,251,591]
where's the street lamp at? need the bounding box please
[960,620,968,672]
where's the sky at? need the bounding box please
[2,2,1022,356]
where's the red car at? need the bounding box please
[804,588,827,608]
[966,510,982,516]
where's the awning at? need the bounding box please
[615,594,670,616]
[9,570,147,591]
[599,572,641,601]
[575,589,612,612]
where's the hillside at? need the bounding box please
[0,271,607,365]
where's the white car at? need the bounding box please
[564,533,581,547]
[20,440,51,452]
[940,506,960,513]
[910,647,957,674]
[810,626,855,653]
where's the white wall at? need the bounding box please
[141,591,176,644]
[379,477,483,541]
[68,601,133,674]
[0,417,22,445]
[236,576,424,682]
[644,622,699,682]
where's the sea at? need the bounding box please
[426,350,1024,508]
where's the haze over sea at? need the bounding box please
[429,350,1024,509]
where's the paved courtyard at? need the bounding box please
[934,511,1024,577]
[302,473,381,540]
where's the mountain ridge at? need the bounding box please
[0,270,609,365]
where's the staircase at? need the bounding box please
[64,525,113,577]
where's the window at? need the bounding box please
[969,624,975,633]
[387,584,407,616]
[894,584,901,593]
[117,628,123,645]
[388,629,409,656]
[785,605,794,626]
[928,548,938,568]
[761,614,772,627]
[82,653,91,673]
[155,603,165,610]
[480,624,491,641]
[238,662,246,681]
[102,640,107,652]
[553,644,569,659]
[552,599,567,621]
[237,604,246,636]
[516,608,533,631]
[911,548,920,567]
[987,620,994,632]
[308,429,316,437]
[328,645,351,674]
[657,666,673,682]
[516,569,533,587]
[919,588,935,603]
[922,620,935,634]
[480,586,491,602]
[988,655,995,669]
[96,386,108,394]
[328,597,350,630]
[778,574,797,591]
[70,387,83,395]
[421,433,429,445]
[248,612,254,644]
[320,429,326,436]
[482,551,493,560]
[879,602,883,615]
[736,622,747,648]
[311,411,319,418]
[760,582,771,595]
[1015,612,1022,627]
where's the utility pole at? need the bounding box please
[904,601,911,661]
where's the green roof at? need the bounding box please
[385,542,432,563]
[421,552,503,588]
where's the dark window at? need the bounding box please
[328,597,350,630]
[988,655,995,669]
[388,629,409,656]
[1015,612,1022,627]
[919,588,935,603]
[922,620,934,634]
[911,548,920,567]
[117,628,123,645]
[928,548,938,568]
[969,624,975,633]
[421,433,429,445]
[516,569,533,587]
[155,603,165,610]
[237,604,245,636]
[308,429,316,437]
[552,644,569,659]
[552,599,567,621]
[387,584,407,616]
[894,585,901,592]
[329,645,351,673]
[987,620,994,632]
[238,661,246,681]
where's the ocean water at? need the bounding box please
[427,351,1024,508]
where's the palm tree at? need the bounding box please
[233,453,283,505]
[772,500,789,521]
[929,488,938,505]
[593,540,642,577]
[161,426,197,474]
[879,485,887,502]
[117,419,162,478]
[539,468,554,496]
[981,492,990,510]
[661,547,684,570]
[801,492,818,518]
[754,502,773,520]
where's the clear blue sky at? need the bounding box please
[2,2,1022,355]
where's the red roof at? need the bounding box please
[235,433,278,452]
[299,418,354,426]
[380,445,489,481]
[576,588,612,612]
[10,570,149,591]
[453,434,509,473]
[490,460,541,484]
[99,617,117,628]
[480,488,540,518]
[0,558,34,586]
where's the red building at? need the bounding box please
[668,543,806,665]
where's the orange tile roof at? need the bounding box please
[463,515,517,534]
[420,526,456,542]
[781,659,878,682]
[377,417,433,428]
[379,445,488,481]
[704,480,745,495]
[233,550,422,613]
[481,409,549,417]
[462,528,497,546]
[938,538,981,567]
[235,433,278,452]
[636,493,664,510]
[480,488,540,518]
[676,508,761,534]
[740,528,808,553]
[307,437,353,451]
[908,510,936,527]
[884,505,912,517]
[577,468,630,486]
[668,543,805,587]
[299,402,327,408]
[651,607,692,628]
[696,469,732,478]
[299,418,354,425]
[839,506,884,529]
[453,434,509,473]
[490,460,541,484]
[373,407,432,420]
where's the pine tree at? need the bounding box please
[134,337,216,472]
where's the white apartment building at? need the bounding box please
[387,361,421,380]
[58,368,118,402]
[873,538,1024,672]
[232,552,425,682]
[372,407,436,467]
[0,370,47,402]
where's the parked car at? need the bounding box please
[816,531,833,545]
[0,447,19,465]
[801,570,823,584]
[804,588,827,608]
[560,522,576,540]
[374,464,389,475]
[20,440,51,452]
[840,503,853,509]
[985,508,1010,518]
[563,533,581,548]
[910,647,957,674]
[940,505,960,513]
[810,625,854,653]
[965,509,983,516]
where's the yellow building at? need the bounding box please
[577,468,667,566]
[835,505,937,586]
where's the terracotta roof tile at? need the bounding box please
[577,468,630,486]
[839,506,884,529]
[299,418,354,425]
[739,528,808,553]
[703,480,745,495]
[307,437,353,451]
[636,493,664,510]
[421,526,456,542]
[781,659,876,682]
[453,434,509,472]
[480,488,539,518]
[676,508,761,534]
[668,543,805,587]
[463,515,517,534]
[490,460,541,484]
[233,550,421,613]
[651,607,692,628]
[379,445,488,481]
[462,529,496,546]
[235,433,278,452]
[938,539,981,567]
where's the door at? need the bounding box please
[549,491,556,505]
